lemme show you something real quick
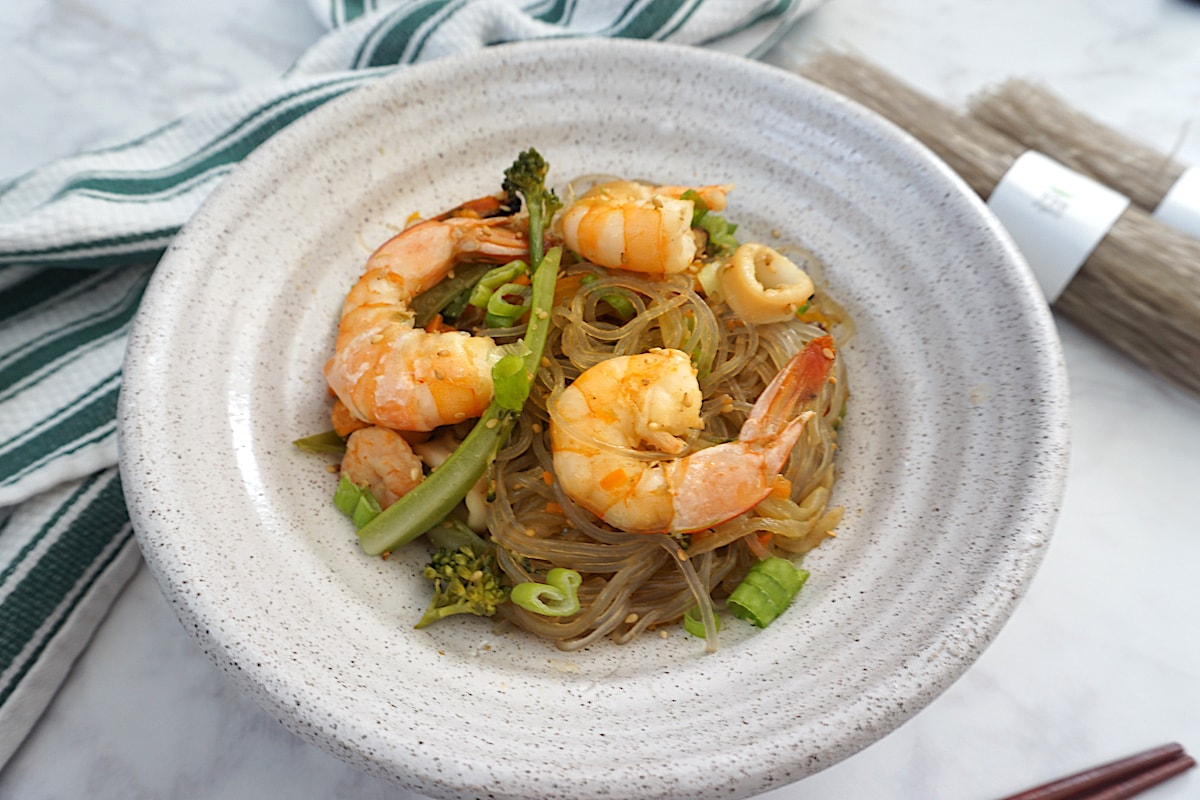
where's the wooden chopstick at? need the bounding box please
[998,743,1195,800]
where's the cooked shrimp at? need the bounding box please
[559,180,731,274]
[341,426,425,508]
[330,397,370,437]
[549,335,836,533]
[324,212,528,431]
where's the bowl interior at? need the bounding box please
[118,39,1067,800]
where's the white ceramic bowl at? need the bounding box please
[118,39,1069,800]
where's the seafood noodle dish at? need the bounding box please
[299,150,850,651]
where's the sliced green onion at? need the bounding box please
[483,281,532,327]
[492,350,531,411]
[410,262,493,327]
[682,189,710,225]
[510,568,582,617]
[682,189,738,254]
[580,274,636,320]
[333,474,382,529]
[699,213,739,253]
[468,260,527,307]
[726,557,809,628]
[293,429,347,454]
[795,301,811,317]
[683,605,721,639]
[695,259,724,301]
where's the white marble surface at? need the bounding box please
[2,0,1199,798]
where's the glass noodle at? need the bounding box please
[484,256,850,650]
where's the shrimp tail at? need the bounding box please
[741,334,836,443]
[667,335,835,533]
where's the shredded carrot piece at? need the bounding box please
[542,470,554,486]
[424,313,452,333]
[545,502,563,514]
[552,273,586,305]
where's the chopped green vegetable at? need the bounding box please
[683,605,721,639]
[426,516,489,552]
[356,403,515,555]
[468,260,527,307]
[415,544,510,628]
[409,262,493,327]
[682,189,739,254]
[333,474,382,529]
[726,557,809,628]
[694,259,724,301]
[491,347,532,411]
[510,568,582,617]
[440,284,474,321]
[483,281,532,327]
[580,273,636,320]
[293,429,347,454]
[352,149,562,557]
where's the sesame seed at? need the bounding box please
[455,412,466,419]
[370,334,384,344]
[540,357,551,368]
[658,630,669,639]
[624,613,639,624]
[410,467,420,481]
[437,349,450,357]
[524,528,537,537]
[822,347,835,360]
[532,422,543,434]
[469,570,483,582]
[486,418,499,429]
[536,309,549,320]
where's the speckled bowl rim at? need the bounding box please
[118,39,1069,800]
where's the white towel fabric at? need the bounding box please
[0,0,823,768]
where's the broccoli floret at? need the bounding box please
[414,544,510,629]
[502,148,562,266]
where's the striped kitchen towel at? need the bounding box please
[0,0,825,767]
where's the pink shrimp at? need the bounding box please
[340,426,424,508]
[558,180,731,274]
[324,211,528,432]
[548,335,836,533]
